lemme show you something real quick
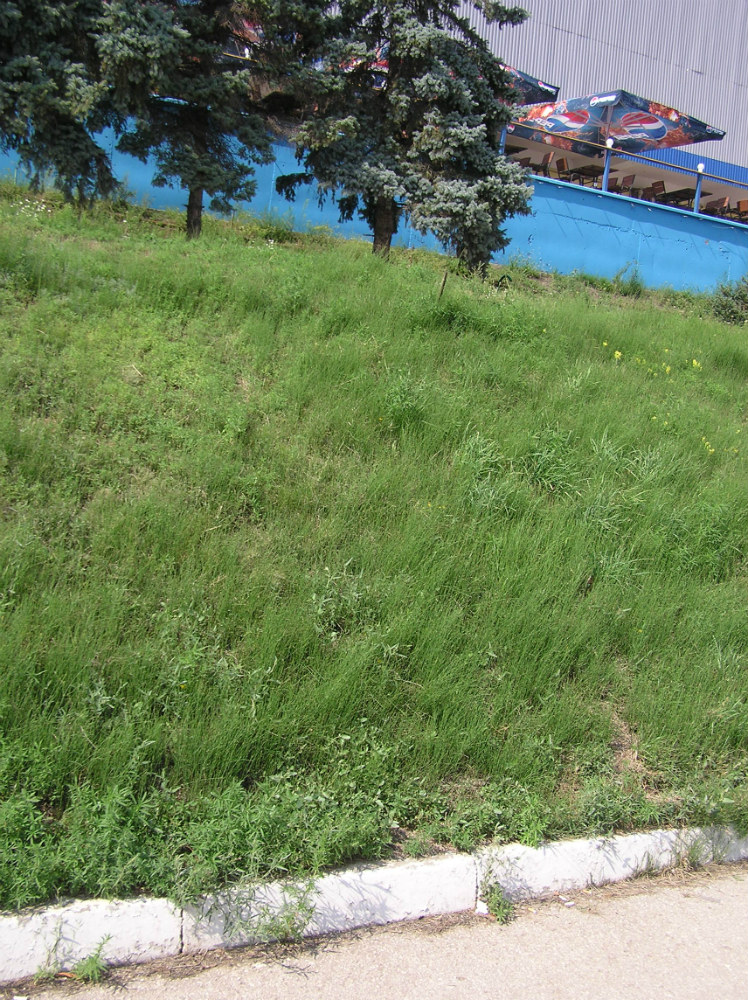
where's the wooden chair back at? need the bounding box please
[704,196,729,215]
[642,180,666,202]
[530,151,555,175]
[556,157,572,181]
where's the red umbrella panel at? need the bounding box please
[508,90,726,155]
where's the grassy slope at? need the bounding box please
[0,188,746,909]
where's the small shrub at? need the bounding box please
[712,275,748,325]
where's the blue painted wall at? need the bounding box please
[496,177,748,291]
[3,142,746,292]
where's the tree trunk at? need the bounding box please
[186,187,203,239]
[372,197,396,256]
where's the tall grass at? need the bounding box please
[0,187,746,909]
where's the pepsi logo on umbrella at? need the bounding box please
[616,112,669,142]
[539,109,590,133]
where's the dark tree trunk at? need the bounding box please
[372,197,396,256]
[186,187,203,239]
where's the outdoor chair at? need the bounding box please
[529,151,554,176]
[516,156,532,169]
[726,199,748,222]
[555,157,574,182]
[644,180,668,203]
[619,174,636,195]
[702,196,729,217]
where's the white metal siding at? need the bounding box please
[467,0,748,166]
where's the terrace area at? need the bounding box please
[503,132,748,222]
[499,83,748,225]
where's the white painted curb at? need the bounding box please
[1,826,746,983]
[0,897,181,984]
[182,853,477,951]
[475,825,748,901]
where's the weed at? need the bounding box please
[34,966,59,984]
[73,938,110,983]
[384,370,427,431]
[613,265,645,297]
[247,209,298,244]
[200,881,316,944]
[311,561,377,641]
[33,921,63,982]
[522,425,581,497]
[481,883,515,924]
[400,832,434,858]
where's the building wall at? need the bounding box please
[468,0,748,167]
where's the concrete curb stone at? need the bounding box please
[475,825,748,901]
[2,826,746,983]
[0,897,181,984]
[182,853,478,952]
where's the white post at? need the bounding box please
[693,163,705,213]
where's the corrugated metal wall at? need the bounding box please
[467,0,748,167]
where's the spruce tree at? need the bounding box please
[277,0,532,269]
[0,2,279,235]
[114,2,277,238]
[0,1,114,203]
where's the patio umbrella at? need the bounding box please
[508,90,725,155]
[501,65,559,106]
[339,55,558,101]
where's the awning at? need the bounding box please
[509,90,726,155]
[501,66,559,106]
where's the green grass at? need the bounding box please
[0,184,746,910]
